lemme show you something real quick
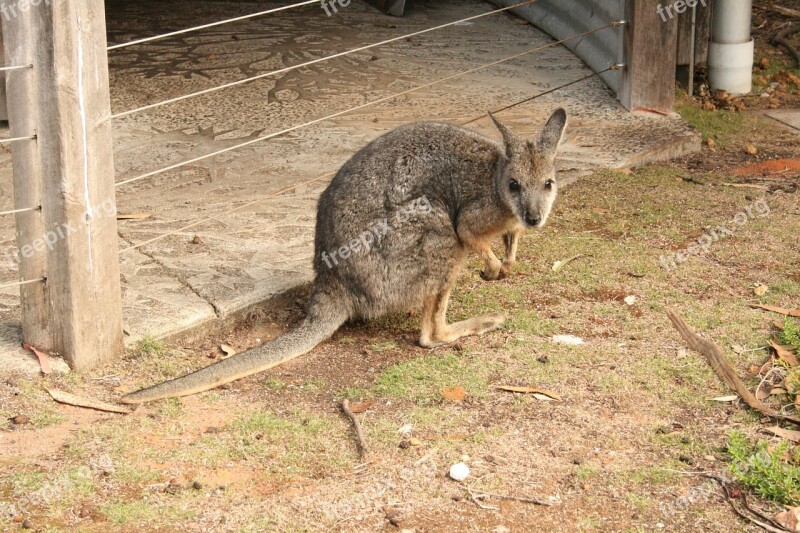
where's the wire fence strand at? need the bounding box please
[0,277,45,290]
[107,0,319,51]
[0,64,32,72]
[0,135,36,145]
[0,206,41,217]
[111,0,538,119]
[116,21,619,189]
[118,61,621,253]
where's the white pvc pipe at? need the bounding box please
[708,0,753,94]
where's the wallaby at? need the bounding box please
[121,108,567,404]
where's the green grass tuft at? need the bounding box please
[780,320,800,352]
[726,430,800,505]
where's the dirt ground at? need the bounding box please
[2,4,800,533]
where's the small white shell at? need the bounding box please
[449,462,470,482]
[552,334,584,345]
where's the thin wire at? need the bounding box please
[107,0,320,51]
[0,64,32,72]
[116,21,617,189]
[463,65,618,125]
[111,0,538,119]
[0,277,45,290]
[0,135,36,145]
[0,206,41,216]
[118,171,337,253]
[118,64,621,253]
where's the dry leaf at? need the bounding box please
[116,212,152,220]
[757,386,772,401]
[770,340,799,367]
[496,385,562,401]
[710,395,739,402]
[443,386,466,401]
[774,506,800,532]
[750,304,800,318]
[22,343,51,374]
[753,284,769,296]
[48,389,131,414]
[220,344,236,358]
[348,400,374,414]
[397,424,413,435]
[551,254,584,273]
[765,426,800,443]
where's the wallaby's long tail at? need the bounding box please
[121,297,348,404]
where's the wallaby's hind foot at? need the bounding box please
[419,312,506,348]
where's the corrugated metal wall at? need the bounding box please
[489,0,623,94]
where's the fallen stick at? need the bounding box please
[704,475,790,533]
[465,488,500,511]
[467,488,552,506]
[341,399,368,459]
[750,303,800,318]
[666,311,800,425]
[773,5,800,19]
[47,389,132,414]
[773,24,800,66]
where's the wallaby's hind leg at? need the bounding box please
[419,265,505,348]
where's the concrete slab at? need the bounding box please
[764,109,800,133]
[0,0,700,375]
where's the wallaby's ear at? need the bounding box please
[488,112,517,155]
[537,108,568,159]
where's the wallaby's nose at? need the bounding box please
[525,213,540,227]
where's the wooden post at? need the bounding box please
[2,0,124,370]
[0,25,6,121]
[620,0,679,113]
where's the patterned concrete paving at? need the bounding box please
[0,0,700,373]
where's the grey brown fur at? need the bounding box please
[122,109,567,404]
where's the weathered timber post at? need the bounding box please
[2,0,124,369]
[0,25,6,122]
[619,0,679,113]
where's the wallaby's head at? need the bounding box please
[490,108,567,228]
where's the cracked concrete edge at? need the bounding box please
[616,125,703,169]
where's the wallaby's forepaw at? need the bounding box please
[480,267,506,281]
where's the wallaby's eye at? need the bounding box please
[544,179,555,190]
[509,179,520,192]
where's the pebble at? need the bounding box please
[21,520,32,529]
[449,462,470,482]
